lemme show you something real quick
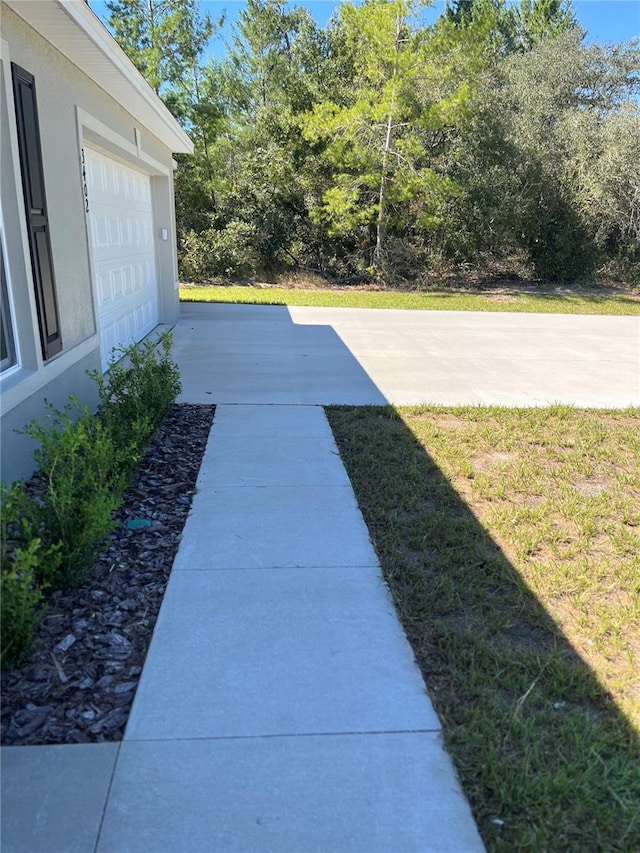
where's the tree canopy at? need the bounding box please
[101,0,640,284]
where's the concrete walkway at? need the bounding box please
[2,403,483,852]
[6,301,638,851]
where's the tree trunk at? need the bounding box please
[374,109,394,267]
[373,9,402,270]
[146,0,160,93]
[192,65,217,213]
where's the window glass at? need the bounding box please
[1,240,16,372]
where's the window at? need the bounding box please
[12,63,62,361]
[0,240,16,372]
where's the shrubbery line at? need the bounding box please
[0,332,181,669]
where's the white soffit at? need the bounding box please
[4,0,194,154]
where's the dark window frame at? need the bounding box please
[11,62,62,362]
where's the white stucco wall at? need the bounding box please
[0,3,183,482]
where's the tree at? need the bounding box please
[444,0,577,54]
[103,0,220,197]
[301,0,506,275]
[441,28,640,280]
[515,0,577,50]
[104,0,215,97]
[302,0,466,272]
[102,0,639,285]
[178,0,338,278]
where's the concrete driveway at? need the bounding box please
[174,302,640,408]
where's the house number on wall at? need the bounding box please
[81,148,89,214]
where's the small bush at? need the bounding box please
[0,482,56,668]
[90,331,181,477]
[1,333,182,667]
[1,543,45,669]
[19,399,125,588]
[179,222,259,280]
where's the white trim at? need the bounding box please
[76,108,170,177]
[0,220,21,376]
[0,36,44,372]
[0,333,99,415]
[74,110,100,344]
[4,0,193,154]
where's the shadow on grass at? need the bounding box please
[326,405,640,853]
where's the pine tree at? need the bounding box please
[516,0,578,50]
[104,0,215,98]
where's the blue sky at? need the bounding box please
[91,0,640,53]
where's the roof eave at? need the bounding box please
[4,0,194,155]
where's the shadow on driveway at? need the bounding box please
[174,302,387,405]
[174,301,640,407]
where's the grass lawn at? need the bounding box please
[326,405,640,852]
[180,283,640,315]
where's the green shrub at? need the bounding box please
[1,333,182,668]
[0,482,55,668]
[1,542,45,669]
[179,222,259,281]
[90,331,180,477]
[19,399,125,588]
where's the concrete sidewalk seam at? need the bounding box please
[123,728,443,744]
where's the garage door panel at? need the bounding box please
[86,152,152,210]
[92,235,155,267]
[100,299,156,362]
[85,146,158,371]
[95,264,157,315]
[90,211,155,260]
[95,260,154,304]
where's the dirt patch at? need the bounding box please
[472,451,514,472]
[572,476,612,497]
[484,293,524,303]
[513,493,545,509]
[587,533,614,558]
[598,414,640,428]
[432,415,468,430]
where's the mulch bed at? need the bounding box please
[1,403,215,746]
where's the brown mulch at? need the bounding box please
[1,403,215,746]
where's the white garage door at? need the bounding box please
[85,147,158,371]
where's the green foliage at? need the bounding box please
[1,540,45,669]
[105,0,216,97]
[445,0,578,54]
[515,0,577,50]
[301,0,447,269]
[0,482,58,668]
[19,400,125,588]
[90,332,181,477]
[442,28,640,280]
[102,0,640,285]
[180,222,260,280]
[1,336,182,668]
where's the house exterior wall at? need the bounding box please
[0,3,182,484]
